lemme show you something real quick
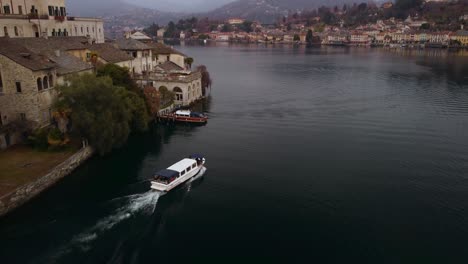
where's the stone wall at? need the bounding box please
[0,54,57,127]
[0,146,94,217]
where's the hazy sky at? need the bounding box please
[124,0,235,12]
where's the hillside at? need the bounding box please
[204,0,384,23]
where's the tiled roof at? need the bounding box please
[146,42,186,56]
[114,38,151,50]
[88,43,133,63]
[16,37,88,52]
[0,37,56,71]
[50,53,93,75]
[0,37,92,74]
[156,61,184,72]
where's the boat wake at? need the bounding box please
[46,168,207,262]
[73,191,161,245]
[48,191,161,261]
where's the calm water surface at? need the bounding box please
[1,45,468,263]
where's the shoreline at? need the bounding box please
[0,146,94,217]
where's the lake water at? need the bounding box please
[1,45,468,263]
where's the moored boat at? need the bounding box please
[151,155,206,192]
[174,110,208,123]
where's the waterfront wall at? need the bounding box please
[0,146,94,217]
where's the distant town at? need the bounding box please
[133,0,468,48]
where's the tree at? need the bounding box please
[184,57,194,69]
[143,23,159,37]
[196,65,212,96]
[240,21,253,33]
[158,86,175,108]
[293,34,300,42]
[306,29,314,45]
[221,24,232,32]
[164,21,177,38]
[97,64,139,93]
[54,74,148,155]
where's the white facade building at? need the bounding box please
[0,0,104,43]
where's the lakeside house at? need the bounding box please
[113,38,153,75]
[0,0,104,43]
[0,37,93,149]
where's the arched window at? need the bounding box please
[3,27,8,37]
[43,77,49,89]
[52,29,56,37]
[37,78,43,91]
[14,26,18,36]
[48,75,54,87]
[173,87,183,101]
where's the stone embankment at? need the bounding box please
[0,146,93,217]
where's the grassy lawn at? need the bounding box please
[0,146,76,198]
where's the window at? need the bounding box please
[43,77,49,89]
[132,52,137,58]
[60,7,65,16]
[37,78,43,91]
[14,26,18,36]
[52,29,56,36]
[15,82,22,93]
[75,27,77,35]
[0,113,3,126]
[92,27,95,33]
[181,170,186,176]
[54,7,59,16]
[18,5,23,15]
[0,70,3,93]
[20,113,26,121]
[192,164,196,169]
[58,29,62,36]
[3,5,11,14]
[3,26,8,37]
[48,6,54,16]
[81,27,83,34]
[64,29,68,36]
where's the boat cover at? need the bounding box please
[189,154,205,160]
[190,112,205,118]
[155,169,179,178]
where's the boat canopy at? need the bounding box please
[167,159,197,173]
[156,169,179,179]
[189,154,205,160]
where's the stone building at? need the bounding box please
[136,61,202,107]
[0,37,93,149]
[87,43,133,69]
[0,0,104,43]
[147,42,187,69]
[113,38,153,75]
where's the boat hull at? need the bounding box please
[151,165,204,192]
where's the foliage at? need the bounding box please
[143,23,160,37]
[293,34,300,41]
[184,57,194,69]
[97,64,139,94]
[54,74,148,155]
[221,24,233,32]
[196,65,212,95]
[164,21,177,38]
[159,86,175,109]
[239,21,254,33]
[306,29,314,45]
[27,129,49,151]
[198,34,210,40]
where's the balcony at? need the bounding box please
[54,16,66,22]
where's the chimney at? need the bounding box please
[55,50,61,57]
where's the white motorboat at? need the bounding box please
[151,155,206,192]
